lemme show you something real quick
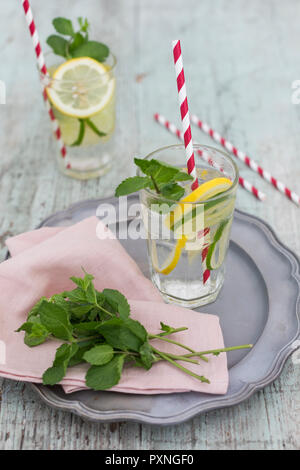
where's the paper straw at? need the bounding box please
[172,40,198,190]
[191,114,299,207]
[154,113,266,202]
[21,0,70,168]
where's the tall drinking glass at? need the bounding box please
[40,53,116,180]
[139,144,239,308]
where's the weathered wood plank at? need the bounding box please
[0,0,299,450]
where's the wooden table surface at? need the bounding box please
[0,0,299,450]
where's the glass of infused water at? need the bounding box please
[41,53,116,180]
[139,144,239,308]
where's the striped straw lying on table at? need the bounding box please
[190,114,300,207]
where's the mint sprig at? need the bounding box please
[46,17,109,62]
[17,270,252,390]
[115,158,193,201]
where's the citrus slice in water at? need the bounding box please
[166,177,233,234]
[47,57,115,118]
[153,177,233,275]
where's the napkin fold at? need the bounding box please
[0,216,228,395]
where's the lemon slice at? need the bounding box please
[151,236,187,275]
[47,57,115,118]
[153,177,233,275]
[166,177,233,234]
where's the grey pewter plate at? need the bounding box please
[28,196,300,425]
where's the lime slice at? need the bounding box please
[206,219,232,270]
[46,57,115,118]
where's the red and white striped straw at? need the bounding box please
[154,113,266,202]
[191,114,299,207]
[172,40,198,190]
[21,0,70,168]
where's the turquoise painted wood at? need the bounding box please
[0,0,299,450]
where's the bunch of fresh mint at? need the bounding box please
[115,158,193,201]
[47,17,109,62]
[17,270,251,390]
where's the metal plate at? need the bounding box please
[27,196,300,425]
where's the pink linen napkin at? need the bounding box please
[0,216,228,395]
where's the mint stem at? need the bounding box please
[153,350,199,365]
[155,327,188,337]
[151,175,161,194]
[148,333,196,353]
[182,344,253,358]
[152,347,210,383]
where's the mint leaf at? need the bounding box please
[174,172,193,182]
[160,183,185,200]
[17,318,50,347]
[71,41,109,62]
[115,176,151,196]
[78,17,90,33]
[85,355,125,390]
[102,289,130,320]
[64,287,87,303]
[86,282,97,304]
[97,318,144,352]
[160,322,174,333]
[139,342,154,370]
[43,343,79,385]
[70,304,93,319]
[39,301,73,341]
[73,321,100,334]
[52,17,75,36]
[42,364,66,385]
[46,35,68,58]
[124,319,148,343]
[134,158,180,185]
[83,344,114,365]
[68,32,85,54]
[28,297,48,319]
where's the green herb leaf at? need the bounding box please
[83,344,114,365]
[160,322,174,333]
[52,17,75,36]
[115,176,151,196]
[46,35,68,58]
[160,183,185,200]
[139,342,154,370]
[64,287,87,303]
[28,297,48,319]
[102,289,130,319]
[68,32,85,54]
[97,318,144,352]
[134,158,181,186]
[71,41,109,62]
[17,318,50,347]
[78,17,90,33]
[43,343,79,385]
[39,301,73,341]
[85,355,125,390]
[73,321,100,333]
